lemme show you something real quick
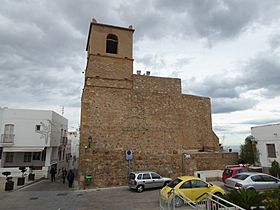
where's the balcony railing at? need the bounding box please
[60,136,68,145]
[0,134,15,143]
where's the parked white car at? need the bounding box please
[224,172,280,191]
[129,171,171,193]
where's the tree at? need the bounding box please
[239,135,259,165]
[269,160,280,178]
[263,186,280,210]
[224,189,264,210]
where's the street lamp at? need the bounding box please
[88,136,93,148]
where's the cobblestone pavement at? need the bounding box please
[0,179,160,210]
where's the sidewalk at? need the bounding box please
[0,176,44,192]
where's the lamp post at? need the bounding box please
[88,136,92,148]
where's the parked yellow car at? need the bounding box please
[160,176,225,207]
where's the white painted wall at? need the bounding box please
[68,130,80,158]
[194,170,223,181]
[0,109,51,146]
[0,108,68,177]
[251,124,280,168]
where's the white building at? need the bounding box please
[68,129,79,159]
[67,129,80,170]
[0,107,70,178]
[251,123,280,169]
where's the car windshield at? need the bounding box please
[232,174,249,180]
[167,178,182,188]
[129,173,135,179]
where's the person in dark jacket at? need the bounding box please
[62,168,67,184]
[50,166,56,182]
[67,170,75,188]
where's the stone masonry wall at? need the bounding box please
[79,22,231,188]
[80,72,224,187]
[182,152,239,177]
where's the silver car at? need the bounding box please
[224,172,280,191]
[129,171,172,193]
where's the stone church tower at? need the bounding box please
[79,20,238,188]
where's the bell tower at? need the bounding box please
[80,20,135,188]
[85,19,134,84]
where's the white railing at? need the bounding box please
[159,189,246,210]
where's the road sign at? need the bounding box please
[126,149,133,160]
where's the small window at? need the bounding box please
[237,169,249,174]
[5,152,14,163]
[142,173,151,179]
[251,175,263,182]
[180,181,191,189]
[191,180,208,188]
[137,174,142,180]
[233,174,250,180]
[267,144,276,158]
[261,175,277,182]
[35,125,41,131]
[129,173,136,179]
[151,173,161,179]
[4,124,14,134]
[0,147,2,159]
[24,152,32,162]
[106,34,118,54]
[33,152,41,160]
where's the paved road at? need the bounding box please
[0,179,160,210]
[0,178,226,210]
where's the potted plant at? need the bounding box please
[28,166,35,181]
[2,171,14,191]
[17,166,27,186]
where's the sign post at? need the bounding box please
[126,149,133,178]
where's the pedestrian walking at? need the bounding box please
[62,167,67,184]
[67,170,75,188]
[50,166,56,182]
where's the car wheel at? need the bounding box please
[136,185,144,193]
[247,188,256,192]
[173,196,184,207]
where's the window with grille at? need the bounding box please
[266,144,276,158]
[5,152,14,163]
[35,125,41,131]
[4,124,15,143]
[24,152,32,162]
[33,152,41,160]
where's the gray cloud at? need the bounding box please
[0,0,84,114]
[183,48,280,113]
[212,97,258,113]
[241,118,280,126]
[118,0,280,42]
[1,0,280,126]
[269,34,280,50]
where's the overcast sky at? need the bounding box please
[1,0,280,146]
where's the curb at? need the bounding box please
[75,185,128,193]
[16,177,46,191]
